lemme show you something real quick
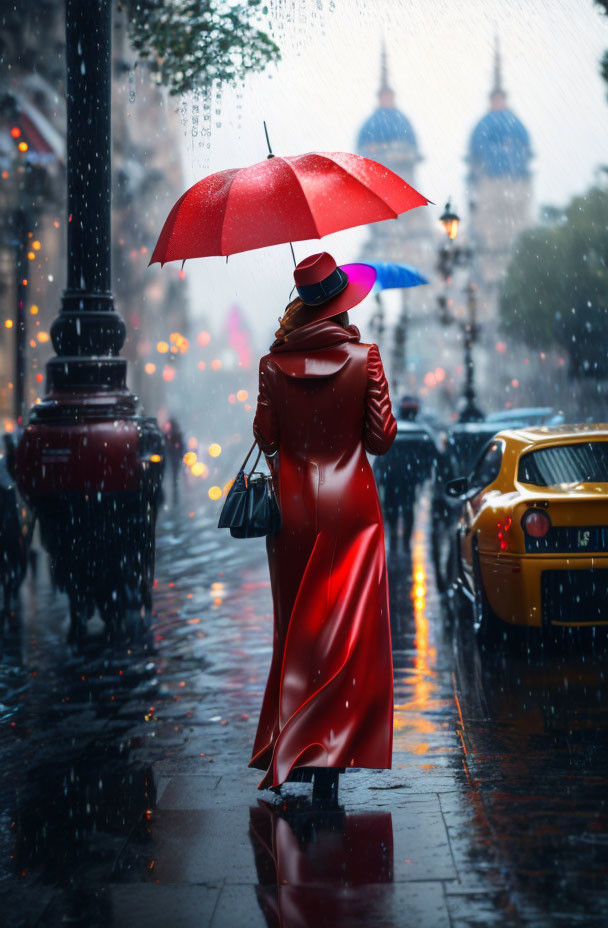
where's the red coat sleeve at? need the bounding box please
[363,344,397,456]
[253,357,280,455]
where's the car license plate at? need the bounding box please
[576,528,604,550]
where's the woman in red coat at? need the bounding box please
[250,252,397,802]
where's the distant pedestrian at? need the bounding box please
[374,395,435,555]
[250,253,396,805]
[0,433,32,617]
[163,418,185,503]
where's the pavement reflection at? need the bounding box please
[249,801,393,928]
[1,491,608,926]
[454,627,608,924]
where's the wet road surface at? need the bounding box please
[1,489,608,926]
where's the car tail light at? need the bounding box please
[497,515,512,551]
[522,508,551,538]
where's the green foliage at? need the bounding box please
[120,0,279,95]
[601,48,608,91]
[499,186,608,378]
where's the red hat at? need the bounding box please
[293,252,376,324]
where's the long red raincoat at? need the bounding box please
[249,319,397,789]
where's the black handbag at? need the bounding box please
[217,440,282,539]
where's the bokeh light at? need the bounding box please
[208,443,222,458]
[170,332,189,354]
[208,486,222,500]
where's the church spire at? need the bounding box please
[378,40,395,108]
[490,35,507,110]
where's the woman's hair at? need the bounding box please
[275,298,350,340]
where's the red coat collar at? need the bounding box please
[270,320,361,353]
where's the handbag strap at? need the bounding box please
[248,445,263,477]
[238,439,263,477]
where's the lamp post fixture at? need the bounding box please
[437,201,484,423]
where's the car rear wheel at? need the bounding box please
[472,549,504,649]
[432,505,458,593]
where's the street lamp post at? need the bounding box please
[390,296,408,395]
[16,0,164,645]
[437,201,484,423]
[12,207,28,423]
[369,292,386,349]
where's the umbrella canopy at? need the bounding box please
[150,151,429,265]
[368,261,429,290]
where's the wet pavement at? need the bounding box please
[2,490,608,926]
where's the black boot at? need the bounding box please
[312,768,341,805]
[287,767,314,783]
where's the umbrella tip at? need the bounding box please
[263,120,274,158]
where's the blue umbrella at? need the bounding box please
[367,261,428,291]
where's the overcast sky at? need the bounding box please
[176,0,608,344]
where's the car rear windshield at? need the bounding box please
[518,441,608,486]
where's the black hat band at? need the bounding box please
[296,267,349,306]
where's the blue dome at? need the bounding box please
[357,106,418,152]
[468,108,531,179]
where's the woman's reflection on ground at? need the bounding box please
[249,801,393,928]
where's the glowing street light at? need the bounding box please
[439,200,459,240]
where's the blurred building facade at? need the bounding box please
[0,2,190,423]
[356,45,434,272]
[356,40,534,409]
[356,45,436,396]
[466,41,533,325]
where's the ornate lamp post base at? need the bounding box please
[18,393,163,643]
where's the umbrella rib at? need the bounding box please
[219,169,245,256]
[315,154,400,223]
[278,157,323,239]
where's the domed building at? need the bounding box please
[357,46,435,391]
[466,41,533,322]
[357,44,433,270]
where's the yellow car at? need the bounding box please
[446,424,608,641]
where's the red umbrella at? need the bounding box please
[150,151,429,265]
